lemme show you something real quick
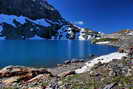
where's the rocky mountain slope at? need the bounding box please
[0,0,99,40]
[0,0,75,40]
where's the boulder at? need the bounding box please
[27,74,49,83]
[58,71,75,77]
[128,45,133,59]
[56,64,63,67]
[2,76,20,85]
[71,59,78,63]
[118,48,125,53]
[64,60,71,64]
[126,68,132,76]
[71,59,84,63]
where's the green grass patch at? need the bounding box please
[3,87,19,89]
[92,38,119,44]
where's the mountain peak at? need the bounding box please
[0,0,64,22]
[0,0,96,40]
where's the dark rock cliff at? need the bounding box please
[0,0,64,22]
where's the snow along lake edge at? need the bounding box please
[75,52,127,74]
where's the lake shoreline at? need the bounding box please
[0,49,130,89]
[0,40,118,68]
[0,40,132,89]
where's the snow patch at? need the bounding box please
[0,14,50,27]
[75,52,127,74]
[28,35,45,40]
[96,41,110,44]
[0,14,17,26]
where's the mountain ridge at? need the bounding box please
[0,0,99,40]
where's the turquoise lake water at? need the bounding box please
[0,40,117,67]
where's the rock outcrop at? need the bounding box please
[0,65,53,78]
[0,19,63,39]
[0,0,64,22]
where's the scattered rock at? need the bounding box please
[118,48,125,53]
[71,59,84,63]
[56,64,63,67]
[103,82,118,89]
[64,59,85,65]
[94,61,103,69]
[58,71,75,77]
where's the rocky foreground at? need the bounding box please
[0,46,132,89]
